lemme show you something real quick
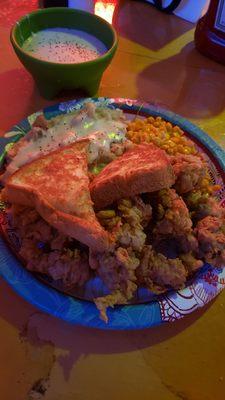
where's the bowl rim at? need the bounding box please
[10,7,118,67]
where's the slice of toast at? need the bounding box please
[4,140,110,252]
[90,144,175,209]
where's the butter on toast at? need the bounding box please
[90,143,175,209]
[4,141,110,252]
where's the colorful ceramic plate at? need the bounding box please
[0,97,225,330]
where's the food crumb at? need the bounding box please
[28,378,49,399]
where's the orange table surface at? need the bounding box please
[0,1,225,400]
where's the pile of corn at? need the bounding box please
[126,116,197,156]
[126,116,220,195]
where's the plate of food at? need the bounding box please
[0,97,224,330]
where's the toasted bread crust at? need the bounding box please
[90,144,175,209]
[5,184,110,252]
[4,141,111,252]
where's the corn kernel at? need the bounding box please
[211,185,221,192]
[184,148,191,154]
[97,210,116,218]
[119,199,132,208]
[166,122,173,131]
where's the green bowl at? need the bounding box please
[10,7,118,99]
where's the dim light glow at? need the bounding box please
[94,1,116,24]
